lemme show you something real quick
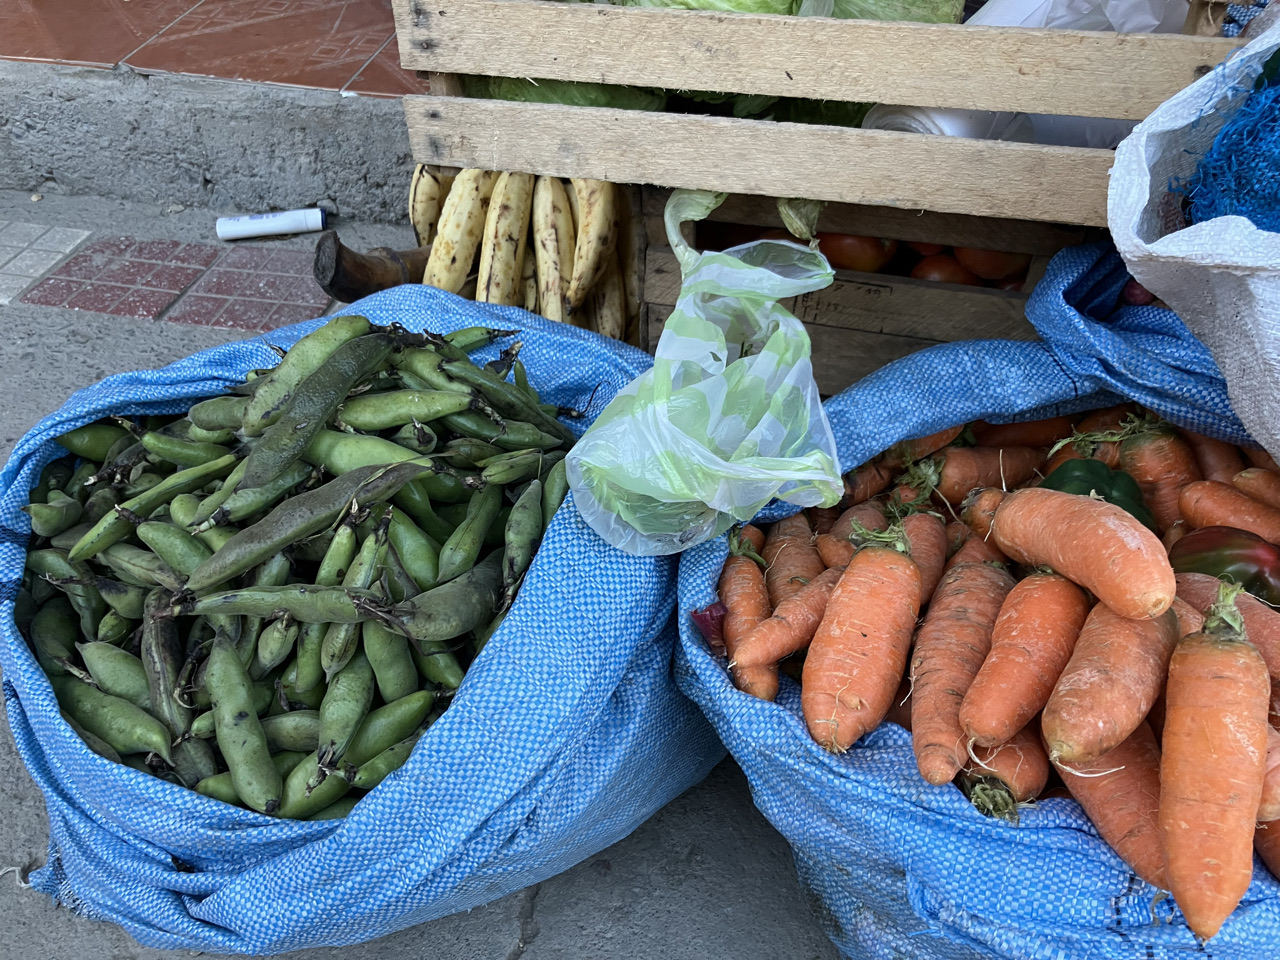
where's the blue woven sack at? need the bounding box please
[675,243,1280,959]
[0,285,724,954]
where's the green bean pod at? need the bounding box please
[479,451,551,486]
[95,610,136,646]
[473,607,508,657]
[391,481,458,544]
[206,637,281,814]
[189,394,250,432]
[177,584,376,622]
[321,523,388,679]
[191,682,273,737]
[61,712,123,764]
[307,796,359,820]
[64,461,99,502]
[53,676,173,762]
[316,652,375,769]
[292,520,359,695]
[141,431,232,468]
[136,522,213,578]
[183,461,431,593]
[444,438,503,469]
[411,639,465,689]
[393,551,503,645]
[98,543,182,591]
[79,489,118,529]
[123,472,164,498]
[195,460,313,533]
[542,459,569,526]
[240,333,394,490]
[24,490,83,538]
[338,390,474,431]
[31,460,73,504]
[28,596,78,677]
[237,551,293,667]
[69,454,239,562]
[386,508,438,592]
[502,479,543,590]
[260,710,322,753]
[167,493,203,529]
[438,359,575,446]
[186,424,236,445]
[393,347,472,396]
[252,615,299,679]
[363,615,418,703]
[446,326,519,353]
[57,422,131,462]
[80,641,149,709]
[242,314,372,438]
[389,421,437,456]
[351,730,424,790]
[436,484,503,584]
[302,429,471,503]
[382,544,422,604]
[26,549,107,641]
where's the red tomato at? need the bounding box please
[907,242,946,257]
[953,247,1033,280]
[817,233,898,273]
[910,253,980,286]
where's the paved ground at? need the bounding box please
[0,188,842,960]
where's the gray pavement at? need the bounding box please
[0,188,841,960]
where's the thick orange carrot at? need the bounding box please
[961,725,1051,819]
[1258,820,1280,882]
[1160,597,1270,940]
[1118,426,1202,533]
[943,534,1007,572]
[1052,721,1167,889]
[815,534,853,569]
[1042,603,1181,764]
[734,565,845,673]
[992,487,1176,620]
[1180,429,1246,484]
[945,521,971,558]
[960,487,1005,540]
[843,460,895,505]
[829,501,889,541]
[931,447,1044,505]
[762,514,825,608]
[910,562,1015,784]
[1178,574,1280,716]
[901,512,948,605]
[887,424,965,468]
[720,529,775,698]
[808,506,841,536]
[1259,725,1280,822]
[740,524,766,554]
[1180,480,1280,543]
[1232,467,1280,511]
[973,415,1077,448]
[1078,404,1137,434]
[1044,439,1121,474]
[801,547,922,753]
[1243,447,1280,473]
[961,574,1091,748]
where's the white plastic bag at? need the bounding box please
[1111,24,1280,457]
[566,190,842,557]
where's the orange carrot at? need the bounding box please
[740,524,766,554]
[1257,820,1280,882]
[992,487,1176,620]
[1052,721,1167,889]
[1160,591,1270,940]
[1259,725,1280,822]
[733,565,845,673]
[1078,404,1137,434]
[1180,480,1280,543]
[886,424,965,468]
[719,528,775,698]
[910,562,1015,784]
[829,501,889,541]
[960,574,1091,748]
[973,415,1077,448]
[931,446,1044,505]
[888,480,932,513]
[762,514,825,608]
[1178,572,1280,696]
[1162,521,1189,553]
[815,534,853,569]
[900,512,947,605]
[1170,596,1206,638]
[801,546,922,753]
[943,535,1007,572]
[843,460,895,505]
[1043,439,1121,475]
[808,506,841,536]
[960,487,1005,540]
[1042,603,1181,764]
[1180,429,1246,484]
[1232,467,1280,511]
[1117,425,1202,533]
[961,725,1051,821]
[1243,446,1280,473]
[945,521,971,558]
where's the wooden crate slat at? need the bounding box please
[393,0,1238,119]
[642,189,1090,255]
[403,96,1114,225]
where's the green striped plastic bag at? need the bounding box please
[566,189,842,556]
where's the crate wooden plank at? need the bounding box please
[642,189,1090,256]
[393,0,1238,119]
[403,96,1115,225]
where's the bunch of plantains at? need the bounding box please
[16,315,572,819]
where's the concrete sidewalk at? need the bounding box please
[0,188,841,960]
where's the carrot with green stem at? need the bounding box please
[1115,421,1202,533]
[1180,429,1245,484]
[1050,720,1167,889]
[958,725,1050,824]
[1160,583,1270,941]
[762,513,825,608]
[1180,480,1280,543]
[829,502,889,541]
[802,539,922,753]
[991,487,1175,620]
[719,525,774,696]
[1042,602,1180,765]
[910,562,1015,784]
[960,573,1090,748]
[1176,572,1280,684]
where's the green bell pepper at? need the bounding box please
[1039,458,1157,532]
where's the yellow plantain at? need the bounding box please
[477,171,534,306]
[408,164,441,246]
[423,169,497,294]
[591,246,626,341]
[521,244,537,312]
[565,179,619,314]
[531,176,576,323]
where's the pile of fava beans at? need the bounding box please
[17,316,572,819]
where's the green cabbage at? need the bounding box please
[620,0,797,14]
[795,0,963,19]
[462,75,667,112]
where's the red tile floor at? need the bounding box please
[0,0,428,97]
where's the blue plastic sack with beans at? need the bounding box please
[675,243,1280,959]
[0,285,724,954]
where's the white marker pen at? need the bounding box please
[216,208,327,241]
